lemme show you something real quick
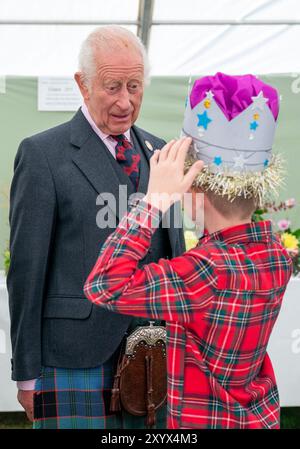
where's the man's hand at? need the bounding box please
[144,137,203,213]
[17,389,34,422]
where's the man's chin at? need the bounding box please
[109,122,132,135]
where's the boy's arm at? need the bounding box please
[84,200,217,324]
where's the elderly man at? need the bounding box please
[7,26,185,429]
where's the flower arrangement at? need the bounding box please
[184,230,199,251]
[4,248,10,276]
[253,198,300,276]
[1,187,10,275]
[184,198,299,276]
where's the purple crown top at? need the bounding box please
[190,72,279,121]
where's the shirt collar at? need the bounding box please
[200,220,273,246]
[81,103,131,142]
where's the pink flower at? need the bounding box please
[278,219,291,231]
[285,198,296,208]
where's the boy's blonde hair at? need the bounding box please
[203,189,258,220]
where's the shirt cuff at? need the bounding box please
[17,379,36,391]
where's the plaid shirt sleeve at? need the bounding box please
[84,200,217,323]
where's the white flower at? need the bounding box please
[285,198,296,208]
[277,219,291,231]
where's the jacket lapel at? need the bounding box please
[70,109,134,221]
[130,127,150,195]
[131,126,180,255]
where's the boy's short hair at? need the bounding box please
[204,189,258,220]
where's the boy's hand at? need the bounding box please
[144,137,204,213]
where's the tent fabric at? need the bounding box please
[0,0,299,76]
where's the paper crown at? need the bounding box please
[183,72,284,205]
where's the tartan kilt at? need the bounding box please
[33,365,167,429]
[33,361,121,429]
[33,317,167,429]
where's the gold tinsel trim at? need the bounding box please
[185,153,285,207]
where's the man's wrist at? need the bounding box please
[17,379,36,391]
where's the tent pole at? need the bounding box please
[137,0,155,50]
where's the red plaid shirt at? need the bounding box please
[84,201,293,429]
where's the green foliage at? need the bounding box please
[253,199,300,276]
[4,248,10,276]
[252,208,267,223]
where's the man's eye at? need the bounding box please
[128,83,139,91]
[105,85,119,93]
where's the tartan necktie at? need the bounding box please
[110,134,141,190]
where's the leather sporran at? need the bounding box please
[110,323,167,428]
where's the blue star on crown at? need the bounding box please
[214,156,222,166]
[250,121,259,131]
[197,111,212,130]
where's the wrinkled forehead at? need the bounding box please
[94,46,144,79]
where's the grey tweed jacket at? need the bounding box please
[7,109,185,381]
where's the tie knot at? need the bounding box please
[110,134,126,143]
[110,134,133,151]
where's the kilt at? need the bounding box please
[33,318,167,429]
[33,360,120,429]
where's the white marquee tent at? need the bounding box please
[1,0,300,77]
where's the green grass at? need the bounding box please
[280,407,300,429]
[0,409,299,429]
[0,412,32,429]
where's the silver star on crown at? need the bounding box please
[251,91,269,111]
[233,153,247,169]
[205,90,214,100]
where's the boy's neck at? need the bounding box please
[204,215,252,235]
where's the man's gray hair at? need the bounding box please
[78,25,150,87]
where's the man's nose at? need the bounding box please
[115,86,131,111]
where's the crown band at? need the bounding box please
[182,128,272,153]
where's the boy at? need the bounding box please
[84,73,293,429]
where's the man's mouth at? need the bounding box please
[111,113,131,121]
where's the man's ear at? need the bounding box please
[74,72,90,101]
